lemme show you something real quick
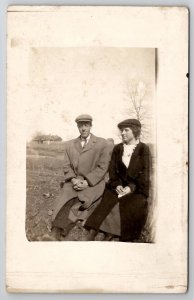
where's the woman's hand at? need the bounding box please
[122,186,131,195]
[116,185,125,195]
[116,185,131,197]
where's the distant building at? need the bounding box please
[33,134,62,144]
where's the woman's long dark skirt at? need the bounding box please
[85,188,148,241]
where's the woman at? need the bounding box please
[84,118,150,242]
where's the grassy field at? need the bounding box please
[26,142,65,241]
[26,141,154,242]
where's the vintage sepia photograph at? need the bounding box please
[7,6,188,293]
[26,47,156,242]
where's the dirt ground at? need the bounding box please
[26,141,153,242]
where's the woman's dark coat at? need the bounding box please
[85,142,150,241]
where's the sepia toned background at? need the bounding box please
[27,47,155,143]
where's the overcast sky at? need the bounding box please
[27,47,155,143]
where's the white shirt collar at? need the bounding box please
[80,133,91,142]
[80,134,91,147]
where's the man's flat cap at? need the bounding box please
[118,119,141,129]
[75,114,93,123]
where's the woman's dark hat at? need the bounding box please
[117,119,141,129]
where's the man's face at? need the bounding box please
[77,122,92,139]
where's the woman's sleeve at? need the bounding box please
[136,145,150,197]
[108,146,122,189]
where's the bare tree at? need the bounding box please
[124,79,147,121]
[124,79,150,142]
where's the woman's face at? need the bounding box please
[121,127,135,144]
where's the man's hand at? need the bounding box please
[71,178,82,190]
[73,179,89,191]
[71,178,81,186]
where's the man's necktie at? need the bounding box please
[82,139,87,148]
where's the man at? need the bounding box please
[50,114,110,240]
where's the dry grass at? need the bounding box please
[26,142,65,241]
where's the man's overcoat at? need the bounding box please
[52,134,110,221]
